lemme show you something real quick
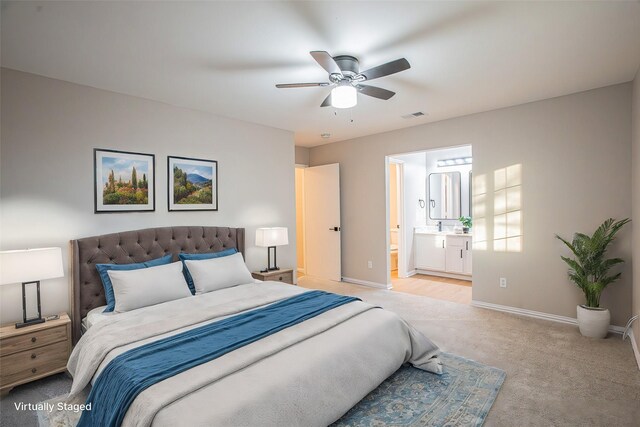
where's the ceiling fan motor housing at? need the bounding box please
[333,55,360,78]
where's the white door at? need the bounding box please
[304,164,341,281]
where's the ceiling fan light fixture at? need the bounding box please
[331,84,357,109]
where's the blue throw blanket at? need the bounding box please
[77,290,360,427]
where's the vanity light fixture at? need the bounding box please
[437,157,472,167]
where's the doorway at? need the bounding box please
[386,146,473,305]
[387,159,405,278]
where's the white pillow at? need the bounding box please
[107,261,191,312]
[184,252,253,294]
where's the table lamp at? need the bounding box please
[0,247,64,328]
[255,227,288,272]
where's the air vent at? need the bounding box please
[401,111,426,119]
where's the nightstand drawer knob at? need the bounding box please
[31,337,37,343]
[31,353,36,359]
[279,277,283,281]
[31,368,37,374]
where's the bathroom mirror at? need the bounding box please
[428,172,461,219]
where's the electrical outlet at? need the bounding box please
[499,278,507,288]
[367,261,373,269]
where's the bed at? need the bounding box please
[68,226,441,427]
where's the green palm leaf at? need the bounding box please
[556,218,629,308]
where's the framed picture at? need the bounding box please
[94,149,155,213]
[168,156,218,211]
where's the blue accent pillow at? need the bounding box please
[179,248,238,294]
[96,254,173,312]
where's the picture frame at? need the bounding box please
[94,148,155,213]
[168,156,218,211]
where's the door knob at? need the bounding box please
[329,227,341,231]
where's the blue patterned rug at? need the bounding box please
[332,352,505,427]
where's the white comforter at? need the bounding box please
[68,282,441,427]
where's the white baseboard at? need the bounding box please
[471,300,625,334]
[415,269,472,281]
[404,270,417,278]
[342,277,392,290]
[629,329,640,370]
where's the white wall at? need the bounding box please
[388,152,427,276]
[0,69,296,324]
[310,83,633,327]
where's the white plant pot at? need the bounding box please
[576,305,610,338]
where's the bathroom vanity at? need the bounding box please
[414,229,472,279]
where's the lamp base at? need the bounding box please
[15,317,45,329]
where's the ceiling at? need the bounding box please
[2,1,640,147]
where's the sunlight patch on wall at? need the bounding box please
[472,174,487,251]
[493,164,522,252]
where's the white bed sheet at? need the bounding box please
[69,282,442,427]
[81,305,116,331]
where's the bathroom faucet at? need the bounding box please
[437,221,442,232]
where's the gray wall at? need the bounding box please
[295,146,310,165]
[310,83,633,327]
[0,69,296,324]
[633,69,640,344]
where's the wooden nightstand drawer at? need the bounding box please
[0,341,68,386]
[251,269,295,285]
[0,313,71,396]
[0,325,68,357]
[272,272,293,284]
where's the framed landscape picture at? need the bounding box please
[94,149,155,213]
[168,156,218,211]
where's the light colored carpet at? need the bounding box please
[297,276,640,426]
[0,373,71,427]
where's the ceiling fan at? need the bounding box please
[276,51,410,109]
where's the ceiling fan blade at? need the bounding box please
[276,83,330,88]
[359,58,410,81]
[310,51,343,75]
[320,93,332,107]
[357,84,396,100]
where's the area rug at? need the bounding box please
[332,352,505,427]
[37,352,504,427]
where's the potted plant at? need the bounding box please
[459,216,472,234]
[556,218,630,338]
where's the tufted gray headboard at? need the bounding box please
[71,226,245,344]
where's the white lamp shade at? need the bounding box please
[331,85,357,109]
[0,247,64,285]
[255,228,289,247]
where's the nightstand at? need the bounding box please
[0,313,71,396]
[252,268,295,285]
